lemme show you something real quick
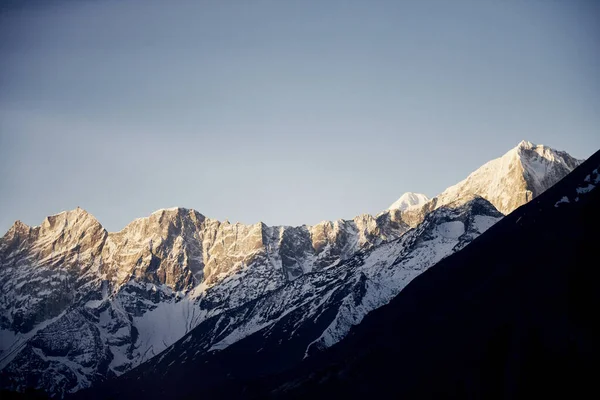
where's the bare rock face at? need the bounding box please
[102,208,206,291]
[0,208,107,334]
[0,141,583,396]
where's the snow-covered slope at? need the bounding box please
[198,199,499,360]
[0,141,582,397]
[387,192,429,211]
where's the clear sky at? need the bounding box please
[1,0,599,233]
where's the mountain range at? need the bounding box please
[0,141,584,397]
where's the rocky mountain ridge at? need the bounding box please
[0,141,583,396]
[84,196,504,400]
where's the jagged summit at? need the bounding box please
[1,221,33,246]
[382,141,581,218]
[387,192,429,211]
[6,220,30,232]
[8,207,94,227]
[4,207,101,231]
[517,139,535,149]
[431,140,583,214]
[513,140,583,165]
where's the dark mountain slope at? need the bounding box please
[259,150,600,399]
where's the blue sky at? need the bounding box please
[1,0,599,232]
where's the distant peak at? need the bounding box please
[35,207,103,232]
[387,192,429,211]
[12,220,29,228]
[46,207,92,220]
[6,220,30,235]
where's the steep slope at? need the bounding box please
[432,140,582,214]
[0,141,582,396]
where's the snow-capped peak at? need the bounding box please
[432,140,583,215]
[517,139,535,150]
[387,192,430,211]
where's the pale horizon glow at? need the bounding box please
[1,0,599,233]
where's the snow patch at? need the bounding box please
[554,196,570,207]
[84,300,103,309]
[133,297,204,364]
[436,221,465,239]
[0,329,18,353]
[576,184,595,194]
